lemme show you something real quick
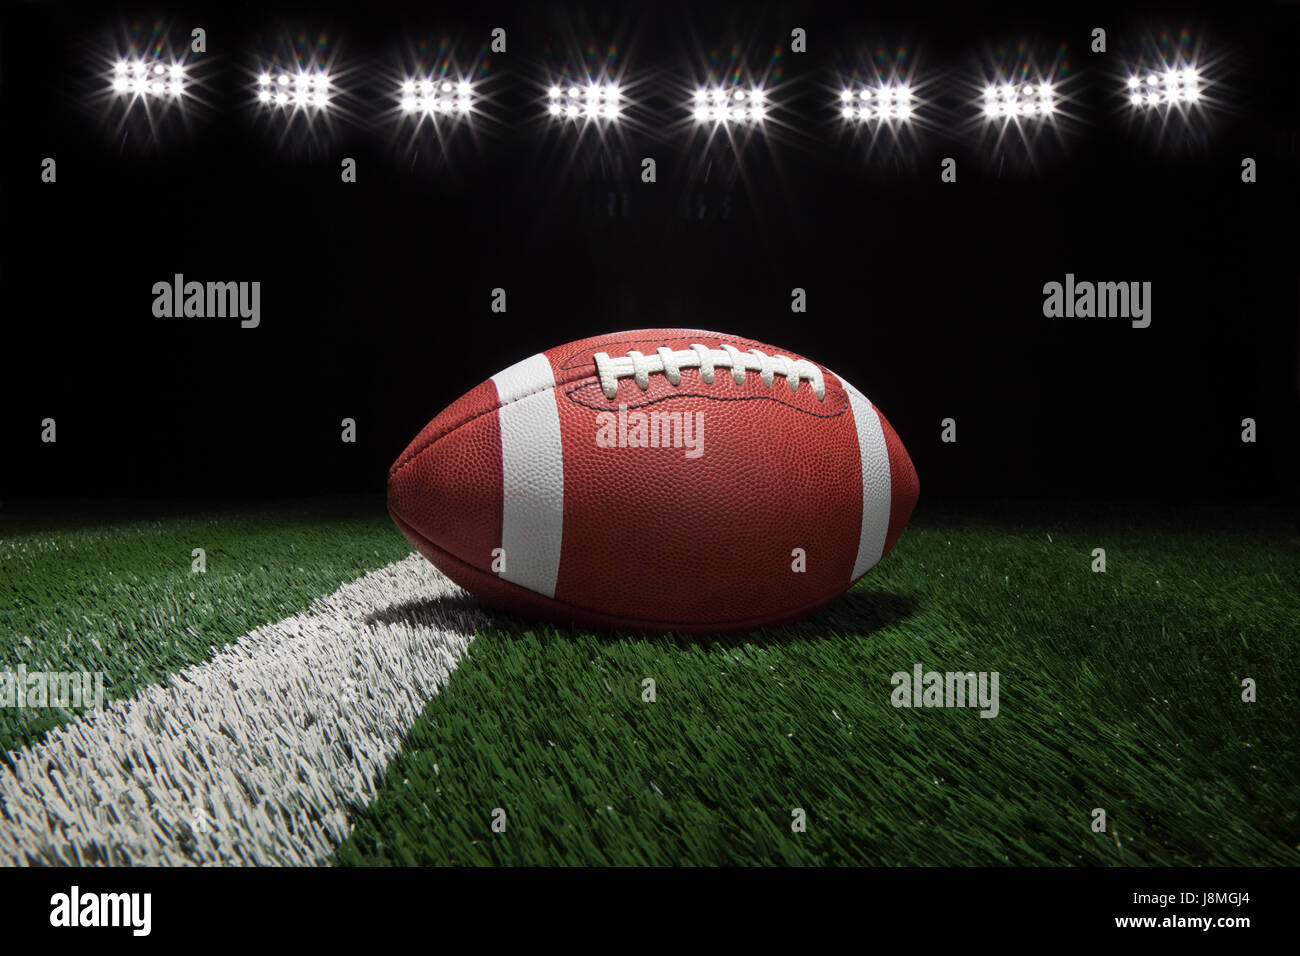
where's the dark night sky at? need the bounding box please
[2,0,1297,502]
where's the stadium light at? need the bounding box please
[838,83,913,122]
[691,85,765,123]
[399,75,474,116]
[1124,67,1201,108]
[256,69,332,109]
[111,58,186,98]
[982,80,1055,119]
[546,80,620,121]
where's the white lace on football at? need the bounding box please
[593,344,826,401]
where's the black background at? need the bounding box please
[3,0,1297,503]
[0,862,1289,941]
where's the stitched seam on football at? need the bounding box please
[389,337,835,478]
[392,335,821,476]
[564,382,849,417]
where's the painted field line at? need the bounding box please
[0,553,480,866]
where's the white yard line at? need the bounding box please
[0,554,480,866]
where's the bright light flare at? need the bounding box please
[692,85,766,124]
[112,59,185,98]
[838,83,914,122]
[398,74,474,116]
[982,80,1056,120]
[1125,67,1201,107]
[258,69,332,109]
[547,80,620,121]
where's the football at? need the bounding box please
[388,328,918,633]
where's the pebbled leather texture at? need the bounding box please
[388,328,918,633]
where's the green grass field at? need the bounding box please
[3,496,1297,865]
[0,498,411,758]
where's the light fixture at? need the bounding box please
[257,69,332,110]
[838,83,914,122]
[983,80,1055,119]
[111,59,185,98]
[1125,67,1201,107]
[692,85,766,123]
[398,74,474,116]
[546,80,620,121]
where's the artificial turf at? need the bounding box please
[0,497,410,758]
[333,499,1300,865]
[2,496,1296,864]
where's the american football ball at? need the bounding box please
[388,328,918,633]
